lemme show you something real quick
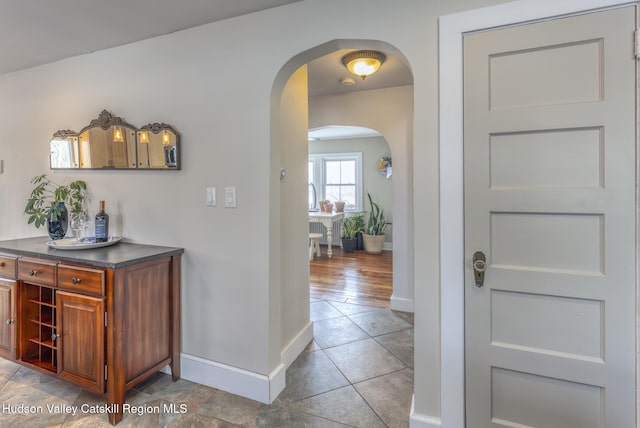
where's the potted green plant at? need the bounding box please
[342,213,364,253]
[24,174,88,239]
[363,192,391,254]
[353,212,366,250]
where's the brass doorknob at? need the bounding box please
[472,251,487,287]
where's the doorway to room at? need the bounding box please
[307,126,394,307]
[270,40,415,406]
[303,43,414,313]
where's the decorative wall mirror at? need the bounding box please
[50,110,180,170]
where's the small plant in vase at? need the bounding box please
[319,199,333,213]
[24,174,88,239]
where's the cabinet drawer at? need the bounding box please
[58,265,105,296]
[18,258,57,286]
[0,255,17,279]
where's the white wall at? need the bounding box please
[0,0,508,420]
[275,65,313,369]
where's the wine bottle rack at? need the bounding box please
[20,282,57,372]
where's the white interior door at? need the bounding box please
[464,7,636,427]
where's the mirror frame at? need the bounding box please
[138,122,180,169]
[50,109,180,170]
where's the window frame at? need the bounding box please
[308,152,363,212]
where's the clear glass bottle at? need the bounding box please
[94,200,109,243]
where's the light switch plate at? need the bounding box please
[206,187,216,207]
[225,187,236,208]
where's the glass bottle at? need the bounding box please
[94,200,110,243]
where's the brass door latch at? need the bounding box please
[472,251,487,287]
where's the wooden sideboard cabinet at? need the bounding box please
[0,237,183,425]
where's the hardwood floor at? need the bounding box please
[309,245,392,308]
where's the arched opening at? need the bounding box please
[308,125,394,306]
[269,41,415,415]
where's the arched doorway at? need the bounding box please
[270,39,415,370]
[308,125,394,305]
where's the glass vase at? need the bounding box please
[47,202,68,240]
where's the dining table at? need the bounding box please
[308,210,344,258]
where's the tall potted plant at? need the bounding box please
[24,174,88,239]
[342,213,364,253]
[363,192,391,254]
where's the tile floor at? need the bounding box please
[0,299,414,427]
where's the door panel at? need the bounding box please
[489,128,603,189]
[57,291,105,393]
[490,290,603,360]
[491,368,603,428]
[0,280,15,358]
[489,39,602,109]
[464,7,636,428]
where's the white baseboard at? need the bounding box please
[162,323,312,405]
[410,395,442,428]
[179,353,286,404]
[390,295,414,313]
[281,321,314,368]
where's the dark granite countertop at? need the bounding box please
[0,236,184,269]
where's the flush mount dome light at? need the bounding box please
[341,50,386,80]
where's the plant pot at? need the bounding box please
[334,201,345,212]
[47,202,68,240]
[342,237,357,253]
[355,232,364,250]
[362,233,385,254]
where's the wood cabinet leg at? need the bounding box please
[171,255,181,382]
[107,391,125,425]
[171,359,181,381]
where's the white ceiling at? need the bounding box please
[307,48,413,97]
[1,1,413,138]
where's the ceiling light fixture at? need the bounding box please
[341,50,386,80]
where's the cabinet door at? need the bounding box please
[56,291,105,393]
[0,280,15,359]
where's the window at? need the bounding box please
[309,152,363,211]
